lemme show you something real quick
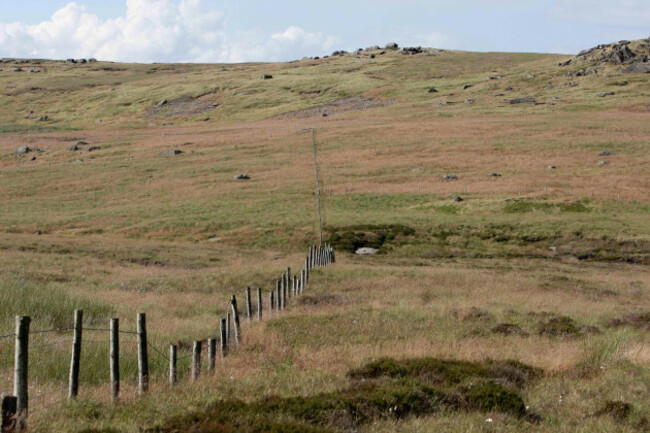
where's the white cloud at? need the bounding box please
[0,0,339,63]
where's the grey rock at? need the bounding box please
[462,84,472,90]
[547,165,557,169]
[355,247,379,255]
[28,156,36,162]
[88,58,97,63]
[450,196,464,202]
[160,149,183,156]
[585,67,598,75]
[261,74,273,79]
[157,99,168,107]
[234,173,251,180]
[505,86,514,91]
[385,42,399,50]
[567,82,578,87]
[465,98,475,104]
[597,92,615,97]
[35,115,48,121]
[597,160,609,166]
[509,96,535,104]
[598,151,615,156]
[487,173,502,177]
[526,74,536,78]
[76,141,88,146]
[14,146,31,156]
[622,61,650,73]
[442,175,458,181]
[488,75,502,80]
[87,146,101,152]
[428,87,438,93]
[67,144,80,151]
[545,82,553,89]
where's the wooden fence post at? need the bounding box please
[110,318,119,403]
[1,396,17,433]
[305,257,309,284]
[276,280,282,311]
[169,344,177,387]
[192,341,202,381]
[68,310,83,399]
[293,276,298,296]
[270,290,275,311]
[257,288,263,321]
[286,268,291,299]
[137,313,149,395]
[230,296,241,346]
[220,318,228,357]
[226,313,231,343]
[245,287,253,321]
[14,316,30,432]
[208,339,216,374]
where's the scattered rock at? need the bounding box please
[67,144,80,151]
[207,237,221,243]
[428,87,438,93]
[487,173,502,177]
[598,151,615,156]
[462,84,472,90]
[488,75,502,80]
[157,99,168,107]
[547,165,557,169]
[526,74,536,78]
[585,67,598,75]
[509,96,535,104]
[234,174,251,180]
[75,159,84,163]
[35,115,48,122]
[355,247,379,255]
[28,156,36,162]
[76,141,88,146]
[458,307,492,321]
[465,99,475,104]
[492,323,528,336]
[450,196,464,202]
[608,312,650,330]
[88,58,97,63]
[544,82,553,89]
[87,146,101,152]
[401,46,423,55]
[95,119,102,124]
[261,74,273,79]
[159,149,183,156]
[597,92,615,97]
[504,86,514,91]
[14,146,31,156]
[567,82,578,87]
[597,160,609,166]
[442,175,458,181]
[385,42,399,50]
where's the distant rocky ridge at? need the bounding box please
[559,37,650,73]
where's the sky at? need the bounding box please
[0,0,648,63]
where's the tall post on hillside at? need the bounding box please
[68,310,83,400]
[110,318,120,402]
[312,129,324,247]
[14,316,30,432]
[137,313,149,395]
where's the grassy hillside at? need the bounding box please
[0,45,649,432]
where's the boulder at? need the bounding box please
[355,247,379,255]
[462,84,472,90]
[157,99,168,107]
[401,46,423,55]
[428,87,438,93]
[450,196,464,202]
[67,144,80,151]
[35,115,48,121]
[234,174,251,180]
[509,96,535,104]
[385,42,399,50]
[159,149,183,156]
[14,146,31,156]
[622,61,650,73]
[585,67,598,75]
[442,175,458,181]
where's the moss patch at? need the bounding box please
[327,224,416,253]
[151,358,541,432]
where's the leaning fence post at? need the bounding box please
[305,257,310,284]
[226,313,231,343]
[110,318,119,403]
[137,313,149,395]
[220,318,228,357]
[68,310,83,399]
[169,344,177,387]
[270,290,275,311]
[208,339,216,374]
[1,396,17,433]
[192,341,202,381]
[14,316,30,432]
[230,296,241,346]
[257,288,263,321]
[245,287,253,321]
[286,268,292,298]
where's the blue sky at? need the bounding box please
[0,0,648,62]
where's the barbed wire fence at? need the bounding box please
[0,243,335,432]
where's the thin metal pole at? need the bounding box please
[312,128,324,247]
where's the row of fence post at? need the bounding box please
[0,244,335,432]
